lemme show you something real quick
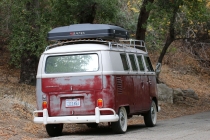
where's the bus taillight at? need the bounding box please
[97,99,103,108]
[42,101,48,109]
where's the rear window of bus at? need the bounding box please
[45,53,99,73]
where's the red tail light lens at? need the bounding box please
[42,101,47,109]
[97,99,103,108]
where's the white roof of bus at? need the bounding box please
[44,43,147,54]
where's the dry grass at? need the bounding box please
[160,65,210,96]
[149,45,210,97]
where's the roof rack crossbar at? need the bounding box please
[46,39,112,51]
[45,39,147,53]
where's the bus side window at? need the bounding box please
[144,56,154,72]
[120,53,129,71]
[137,55,145,71]
[129,54,138,71]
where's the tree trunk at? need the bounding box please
[156,5,179,82]
[79,3,97,23]
[19,54,38,85]
[158,35,174,64]
[136,0,154,40]
[157,5,178,64]
[19,0,39,85]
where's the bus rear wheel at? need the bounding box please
[46,124,63,137]
[111,107,127,134]
[144,101,157,127]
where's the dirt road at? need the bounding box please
[43,111,210,140]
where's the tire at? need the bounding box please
[111,107,127,134]
[46,124,63,137]
[144,101,157,127]
[86,123,98,128]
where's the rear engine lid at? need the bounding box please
[42,75,102,93]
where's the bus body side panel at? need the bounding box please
[36,54,45,111]
[123,75,135,113]
[36,78,43,110]
[148,75,158,101]
[113,75,137,114]
[141,75,151,110]
[114,74,152,114]
[133,75,144,112]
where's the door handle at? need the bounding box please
[141,82,144,89]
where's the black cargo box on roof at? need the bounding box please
[47,24,129,41]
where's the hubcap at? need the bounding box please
[120,111,125,127]
[151,103,157,124]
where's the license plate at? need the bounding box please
[66,98,80,107]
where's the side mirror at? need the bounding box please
[155,63,162,76]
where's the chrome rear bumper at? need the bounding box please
[33,107,119,125]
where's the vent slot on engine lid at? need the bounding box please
[116,76,123,94]
[47,24,129,41]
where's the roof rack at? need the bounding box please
[45,39,147,53]
[119,39,147,52]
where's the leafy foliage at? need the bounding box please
[9,0,52,67]
[8,0,119,68]
[146,0,210,50]
[0,0,11,46]
[115,0,139,36]
[50,0,119,26]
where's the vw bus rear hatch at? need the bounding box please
[41,53,102,116]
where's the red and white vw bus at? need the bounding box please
[33,24,160,137]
